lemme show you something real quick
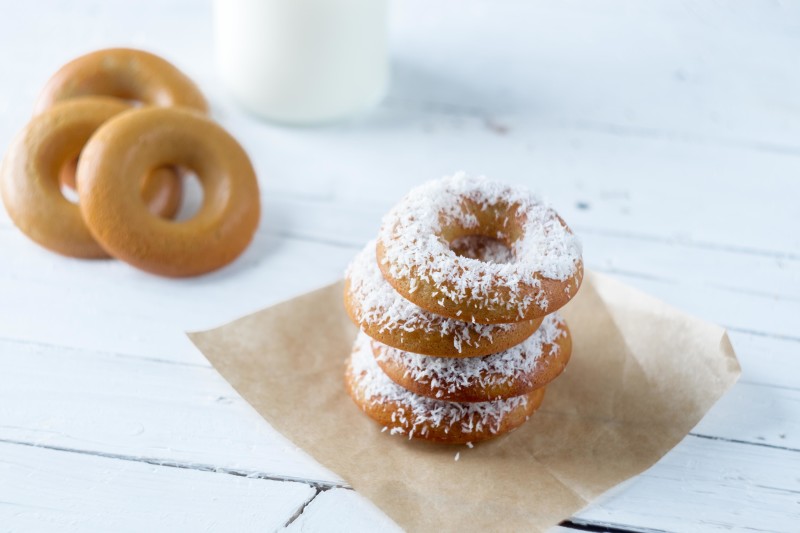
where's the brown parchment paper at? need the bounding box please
[188,271,740,532]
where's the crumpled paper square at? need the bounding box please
[188,271,740,532]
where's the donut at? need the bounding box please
[345,332,545,444]
[345,240,542,357]
[0,97,180,258]
[377,172,584,324]
[59,157,183,219]
[372,314,571,402]
[34,48,208,115]
[76,106,260,277]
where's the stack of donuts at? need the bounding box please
[344,173,583,445]
[0,48,260,277]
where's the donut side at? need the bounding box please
[378,238,584,324]
[77,107,260,277]
[373,314,572,402]
[345,333,545,444]
[34,48,208,115]
[0,97,134,258]
[377,173,584,324]
[344,241,541,357]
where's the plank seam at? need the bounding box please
[383,97,800,163]
[573,227,800,261]
[281,487,322,529]
[688,433,800,453]
[560,518,673,533]
[3,193,800,261]
[725,326,800,343]
[280,225,800,262]
[567,119,800,160]
[0,335,210,369]
[0,438,351,490]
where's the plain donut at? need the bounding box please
[0,97,180,258]
[76,106,260,277]
[34,48,208,115]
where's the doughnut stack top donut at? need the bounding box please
[343,172,583,445]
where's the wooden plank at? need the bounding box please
[388,0,800,147]
[0,337,342,485]
[692,382,800,450]
[5,435,793,533]
[588,269,799,341]
[572,435,800,533]
[0,230,354,364]
[0,441,315,532]
[266,120,800,256]
[727,331,800,390]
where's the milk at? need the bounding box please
[214,0,389,124]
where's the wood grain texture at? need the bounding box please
[0,441,315,532]
[572,436,800,533]
[0,0,798,531]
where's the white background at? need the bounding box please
[0,1,798,531]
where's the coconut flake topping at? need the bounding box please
[374,314,566,396]
[377,172,582,313]
[346,241,515,353]
[349,333,529,436]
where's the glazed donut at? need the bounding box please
[377,172,584,324]
[345,240,542,357]
[34,48,208,115]
[346,333,545,444]
[1,97,180,258]
[59,157,183,219]
[77,106,260,277]
[373,314,571,402]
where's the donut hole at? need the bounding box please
[59,158,80,204]
[442,199,523,264]
[64,155,185,219]
[449,235,513,264]
[121,98,145,108]
[172,169,204,221]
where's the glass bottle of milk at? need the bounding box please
[214,0,389,125]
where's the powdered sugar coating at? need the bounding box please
[348,333,530,437]
[345,241,515,353]
[374,314,566,398]
[378,172,582,314]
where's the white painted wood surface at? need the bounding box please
[1,1,798,531]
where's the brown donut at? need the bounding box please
[344,240,542,357]
[345,333,545,444]
[373,314,572,402]
[34,48,208,115]
[377,173,584,324]
[59,157,183,219]
[1,97,179,258]
[77,106,260,277]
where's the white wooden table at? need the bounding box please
[2,1,799,531]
